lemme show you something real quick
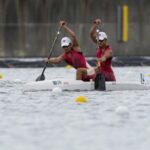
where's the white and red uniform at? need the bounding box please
[63,49,96,81]
[96,46,116,81]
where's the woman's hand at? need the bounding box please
[93,19,101,25]
[45,58,50,63]
[59,20,66,27]
[94,65,100,74]
[97,57,106,63]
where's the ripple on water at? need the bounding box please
[0,67,150,150]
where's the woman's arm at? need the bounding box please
[90,19,102,43]
[45,54,64,64]
[59,21,79,48]
[97,50,113,63]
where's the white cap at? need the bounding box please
[61,37,71,47]
[98,32,107,40]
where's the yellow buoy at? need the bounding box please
[75,95,88,104]
[65,65,73,69]
[147,74,150,77]
[0,73,4,79]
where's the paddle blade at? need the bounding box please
[36,74,45,81]
[94,73,106,91]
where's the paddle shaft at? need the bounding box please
[94,26,106,90]
[40,26,62,76]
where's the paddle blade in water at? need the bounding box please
[94,73,106,91]
[36,74,45,81]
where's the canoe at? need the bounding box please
[24,78,150,92]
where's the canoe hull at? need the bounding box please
[24,78,150,91]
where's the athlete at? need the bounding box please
[45,20,96,81]
[90,19,116,81]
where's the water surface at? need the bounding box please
[0,67,150,150]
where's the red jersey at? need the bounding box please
[63,49,87,69]
[63,49,95,81]
[96,46,116,81]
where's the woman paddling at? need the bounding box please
[45,20,96,81]
[90,19,116,81]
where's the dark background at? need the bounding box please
[0,0,149,57]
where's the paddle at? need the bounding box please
[36,26,61,81]
[94,25,106,90]
[94,57,106,91]
[95,72,106,90]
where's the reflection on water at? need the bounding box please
[0,67,150,150]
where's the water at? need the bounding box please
[0,67,150,150]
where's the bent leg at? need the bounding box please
[76,68,87,80]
